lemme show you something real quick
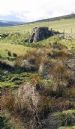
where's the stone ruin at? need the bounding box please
[28,27,60,43]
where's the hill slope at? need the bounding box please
[0,14,75,33]
[34,13,75,23]
[0,14,75,129]
[0,20,23,26]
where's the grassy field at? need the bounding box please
[0,18,75,33]
[0,18,75,89]
[0,43,31,56]
[0,18,75,90]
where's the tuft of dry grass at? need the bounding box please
[1,90,14,111]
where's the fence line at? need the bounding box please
[64,33,75,40]
[57,32,75,40]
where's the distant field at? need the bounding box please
[0,18,75,33]
[0,18,75,59]
[0,17,75,59]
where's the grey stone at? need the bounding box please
[28,27,59,43]
[66,58,75,71]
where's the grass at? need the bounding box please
[0,18,75,55]
[0,32,29,45]
[0,17,75,129]
[0,71,36,88]
[0,82,15,88]
[0,18,75,33]
[0,43,33,58]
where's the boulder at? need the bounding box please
[66,58,75,71]
[18,59,37,72]
[28,27,59,43]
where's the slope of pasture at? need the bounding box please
[0,43,32,57]
[0,18,75,33]
[1,18,75,129]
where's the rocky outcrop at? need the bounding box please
[28,27,59,43]
[17,59,37,72]
[66,58,75,71]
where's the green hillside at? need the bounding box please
[0,18,75,33]
[0,17,75,129]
